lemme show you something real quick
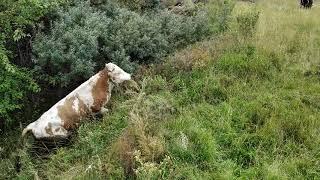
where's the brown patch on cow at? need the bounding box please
[78,96,90,117]
[45,122,54,135]
[91,68,109,113]
[58,96,90,130]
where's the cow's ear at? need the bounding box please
[105,63,115,72]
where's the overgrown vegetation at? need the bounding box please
[0,46,39,128]
[0,0,64,129]
[0,0,231,128]
[32,0,231,87]
[1,0,320,179]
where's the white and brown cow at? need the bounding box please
[22,63,131,139]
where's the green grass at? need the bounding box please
[1,0,320,179]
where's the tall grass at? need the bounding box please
[1,0,320,179]
[255,0,320,70]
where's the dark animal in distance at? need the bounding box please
[300,0,313,8]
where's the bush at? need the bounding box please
[117,0,160,11]
[100,8,169,72]
[0,45,39,129]
[33,0,217,87]
[0,0,64,129]
[33,1,108,87]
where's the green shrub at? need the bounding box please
[0,46,39,129]
[117,0,160,11]
[33,1,108,87]
[107,7,211,61]
[100,8,169,72]
[0,0,64,129]
[0,0,64,41]
[33,0,215,87]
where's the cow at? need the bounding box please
[22,63,131,139]
[301,0,313,8]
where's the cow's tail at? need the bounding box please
[22,123,34,138]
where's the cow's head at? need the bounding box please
[105,63,131,84]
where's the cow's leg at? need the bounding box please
[51,126,70,138]
[308,0,313,8]
[301,0,306,7]
[91,107,108,120]
[100,107,109,114]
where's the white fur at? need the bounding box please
[106,63,131,84]
[100,107,109,114]
[72,98,79,113]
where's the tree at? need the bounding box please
[0,0,65,129]
[0,44,39,130]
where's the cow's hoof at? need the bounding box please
[100,107,109,114]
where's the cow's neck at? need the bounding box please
[108,79,114,94]
[101,68,114,98]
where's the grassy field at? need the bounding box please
[1,0,320,179]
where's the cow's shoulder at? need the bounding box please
[91,69,110,112]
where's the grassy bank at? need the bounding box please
[1,0,320,179]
